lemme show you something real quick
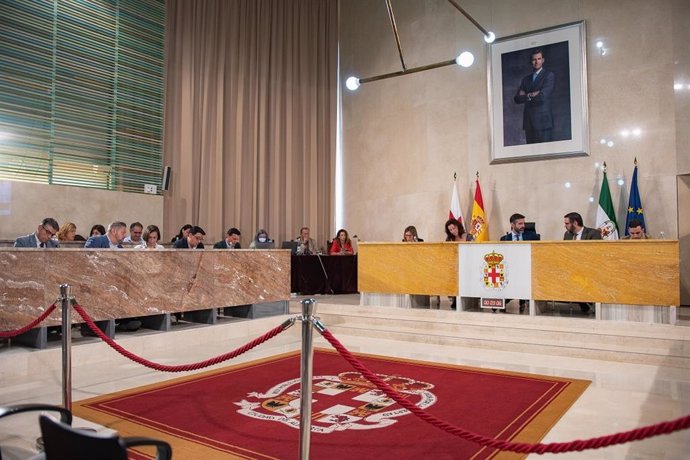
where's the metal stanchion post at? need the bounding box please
[299,298,317,460]
[60,284,72,411]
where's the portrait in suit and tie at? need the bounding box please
[506,43,571,146]
[488,21,588,163]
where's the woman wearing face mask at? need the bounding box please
[249,229,273,249]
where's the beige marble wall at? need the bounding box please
[340,0,683,244]
[0,181,163,241]
[0,249,290,330]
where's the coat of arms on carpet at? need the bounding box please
[235,371,435,433]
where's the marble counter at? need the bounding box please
[0,249,290,330]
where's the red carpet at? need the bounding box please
[74,349,589,459]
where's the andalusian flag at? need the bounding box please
[625,160,645,236]
[596,163,619,239]
[449,174,465,225]
[469,174,488,241]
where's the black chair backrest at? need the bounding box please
[40,415,128,460]
[39,415,171,460]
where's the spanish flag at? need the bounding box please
[469,175,488,241]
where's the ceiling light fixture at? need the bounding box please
[346,0,495,91]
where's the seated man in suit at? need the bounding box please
[83,221,140,333]
[500,213,540,313]
[295,227,316,255]
[563,212,600,313]
[563,212,602,240]
[84,221,128,248]
[173,225,205,249]
[500,213,540,242]
[14,217,60,248]
[214,227,241,249]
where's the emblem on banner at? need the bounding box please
[598,220,616,239]
[482,251,507,289]
[235,371,436,433]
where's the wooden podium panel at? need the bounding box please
[531,241,679,306]
[358,243,458,296]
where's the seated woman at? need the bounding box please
[329,229,354,255]
[249,229,273,249]
[402,225,423,242]
[444,218,473,242]
[444,218,473,310]
[171,224,192,243]
[57,222,77,242]
[136,225,164,249]
[89,224,106,237]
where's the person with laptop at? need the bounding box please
[249,229,274,249]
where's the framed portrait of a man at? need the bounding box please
[488,21,588,163]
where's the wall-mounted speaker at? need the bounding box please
[162,166,172,191]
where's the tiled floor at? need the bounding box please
[1,295,689,459]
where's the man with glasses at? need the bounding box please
[14,218,60,248]
[173,225,206,249]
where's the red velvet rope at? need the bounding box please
[0,303,58,338]
[73,304,292,373]
[319,328,690,454]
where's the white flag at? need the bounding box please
[449,179,465,225]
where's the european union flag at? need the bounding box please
[625,164,645,236]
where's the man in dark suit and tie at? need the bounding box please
[500,213,539,313]
[563,212,601,313]
[514,49,555,144]
[173,226,206,249]
[84,221,128,248]
[14,218,60,248]
[563,212,602,241]
[214,227,241,249]
[500,213,540,242]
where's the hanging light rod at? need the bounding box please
[346,0,495,91]
[385,0,407,71]
[446,0,495,43]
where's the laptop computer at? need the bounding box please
[254,240,275,249]
[281,240,298,255]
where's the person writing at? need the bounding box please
[402,225,423,242]
[329,229,354,255]
[514,49,555,144]
[214,227,241,249]
[444,218,472,242]
[622,219,651,240]
[14,218,60,248]
[136,225,165,249]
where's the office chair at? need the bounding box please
[39,414,172,460]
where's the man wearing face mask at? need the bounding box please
[249,229,274,249]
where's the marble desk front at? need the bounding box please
[0,249,290,330]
